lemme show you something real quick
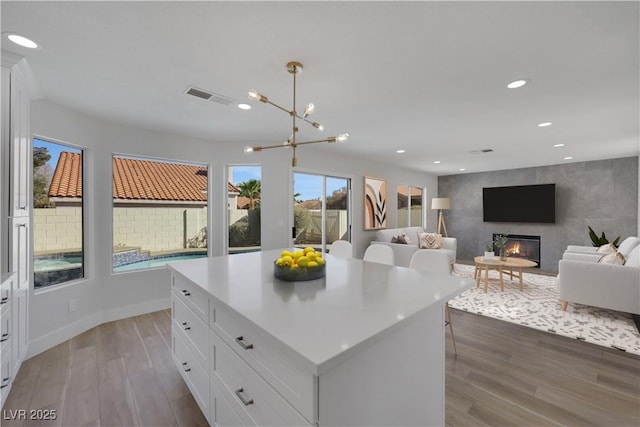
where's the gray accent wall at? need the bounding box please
[438,157,639,272]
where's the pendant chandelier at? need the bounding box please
[243,61,349,166]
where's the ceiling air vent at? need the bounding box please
[469,148,494,154]
[184,86,235,105]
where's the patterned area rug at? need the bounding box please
[450,263,640,355]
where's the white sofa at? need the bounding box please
[562,236,640,263]
[557,245,640,314]
[369,227,457,267]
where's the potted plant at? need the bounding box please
[484,244,496,260]
[493,233,509,261]
[587,226,620,248]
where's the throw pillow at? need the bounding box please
[418,232,442,249]
[596,243,616,254]
[391,234,411,244]
[597,252,625,265]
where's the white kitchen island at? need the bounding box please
[168,249,473,427]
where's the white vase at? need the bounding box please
[484,251,496,260]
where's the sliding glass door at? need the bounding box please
[293,173,350,253]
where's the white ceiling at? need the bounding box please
[2,1,638,176]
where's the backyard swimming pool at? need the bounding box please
[34,253,84,288]
[33,252,208,288]
[113,253,207,272]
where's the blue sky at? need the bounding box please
[34,138,81,168]
[232,167,346,201]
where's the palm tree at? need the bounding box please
[238,179,261,210]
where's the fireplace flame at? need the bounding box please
[507,243,521,255]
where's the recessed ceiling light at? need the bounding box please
[238,103,251,110]
[6,33,38,49]
[395,149,405,154]
[507,79,527,89]
[433,160,441,164]
[564,156,573,160]
[538,122,552,127]
[459,168,466,171]
[553,143,565,148]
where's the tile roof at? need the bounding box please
[48,152,82,198]
[49,152,240,202]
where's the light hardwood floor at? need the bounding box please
[2,308,639,426]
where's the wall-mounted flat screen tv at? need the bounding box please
[483,184,555,223]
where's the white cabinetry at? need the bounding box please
[1,51,32,407]
[0,273,16,408]
[171,272,211,424]
[170,251,472,426]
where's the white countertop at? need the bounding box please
[168,249,473,374]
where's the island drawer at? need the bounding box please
[211,303,316,424]
[172,295,209,370]
[0,307,10,355]
[173,327,209,419]
[0,342,12,405]
[211,376,248,427]
[172,272,209,325]
[0,275,12,317]
[211,332,311,427]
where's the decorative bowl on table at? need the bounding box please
[273,248,326,282]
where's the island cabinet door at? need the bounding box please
[317,305,446,426]
[211,301,317,423]
[210,331,312,427]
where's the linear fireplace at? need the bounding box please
[493,233,540,267]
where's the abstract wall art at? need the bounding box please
[364,176,387,230]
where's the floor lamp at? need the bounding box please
[432,198,450,237]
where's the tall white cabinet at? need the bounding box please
[1,51,32,408]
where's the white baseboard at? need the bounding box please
[100,297,170,324]
[26,297,170,359]
[27,312,101,358]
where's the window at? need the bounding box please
[112,155,208,272]
[397,185,424,228]
[33,138,84,288]
[293,173,351,253]
[227,165,261,254]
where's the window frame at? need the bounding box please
[292,170,352,253]
[110,152,210,274]
[32,135,87,293]
[226,164,262,255]
[397,184,426,229]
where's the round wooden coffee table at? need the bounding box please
[473,256,538,292]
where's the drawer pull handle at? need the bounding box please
[182,322,191,331]
[181,289,191,297]
[18,223,27,228]
[0,333,9,342]
[181,362,191,372]
[235,336,253,350]
[235,388,254,406]
[0,377,10,388]
[0,296,8,304]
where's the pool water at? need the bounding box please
[34,256,83,272]
[113,253,207,272]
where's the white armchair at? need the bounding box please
[558,246,640,314]
[562,236,640,263]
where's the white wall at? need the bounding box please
[28,100,438,356]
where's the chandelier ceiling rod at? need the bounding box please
[244,61,348,167]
